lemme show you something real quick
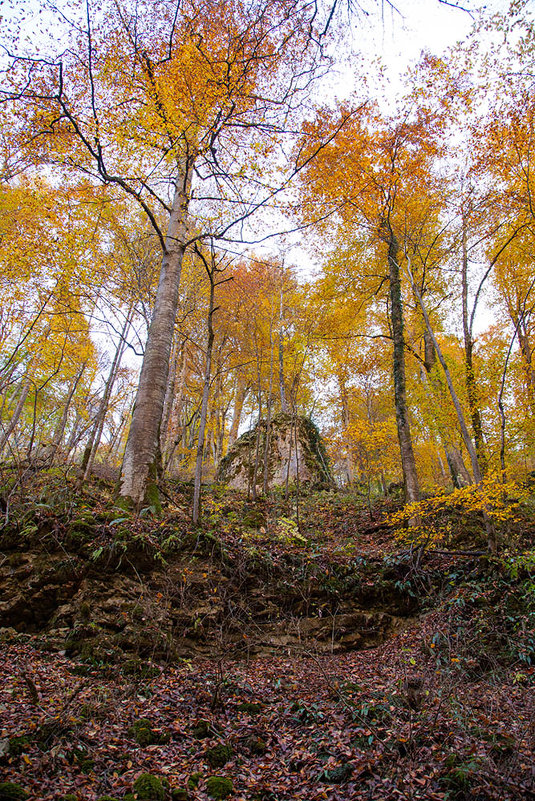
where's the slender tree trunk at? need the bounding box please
[192,276,216,524]
[408,258,481,483]
[339,374,354,485]
[119,158,193,507]
[279,330,288,414]
[407,259,497,552]
[461,220,487,473]
[0,374,31,455]
[385,226,420,503]
[228,376,247,447]
[82,309,132,480]
[160,337,183,460]
[262,330,275,495]
[163,347,188,472]
[64,409,82,461]
[49,364,86,465]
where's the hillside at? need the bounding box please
[0,477,534,801]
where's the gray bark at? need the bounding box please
[0,374,31,455]
[119,158,193,506]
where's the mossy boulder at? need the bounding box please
[128,718,169,746]
[132,773,166,801]
[205,743,233,768]
[0,784,28,801]
[206,777,233,799]
[60,796,79,801]
[217,413,335,492]
[171,789,189,801]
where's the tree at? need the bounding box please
[2,0,323,507]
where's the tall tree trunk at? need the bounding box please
[119,158,193,507]
[386,226,420,503]
[228,376,247,447]
[339,373,354,485]
[407,258,496,552]
[160,337,183,461]
[407,258,481,483]
[192,274,216,524]
[163,347,188,472]
[262,330,275,495]
[49,364,86,465]
[82,307,132,481]
[0,374,32,455]
[461,219,487,473]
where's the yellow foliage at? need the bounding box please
[388,472,529,547]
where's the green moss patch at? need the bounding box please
[0,783,29,801]
[205,743,233,768]
[132,773,166,801]
[206,776,233,799]
[128,718,170,746]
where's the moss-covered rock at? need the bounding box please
[132,773,166,801]
[205,776,233,799]
[59,795,79,801]
[0,783,28,801]
[171,789,189,801]
[205,743,233,769]
[128,718,169,747]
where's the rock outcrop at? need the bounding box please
[216,413,335,492]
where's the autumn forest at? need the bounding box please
[0,1,535,800]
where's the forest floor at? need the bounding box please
[0,474,534,801]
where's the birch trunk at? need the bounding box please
[119,159,192,507]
